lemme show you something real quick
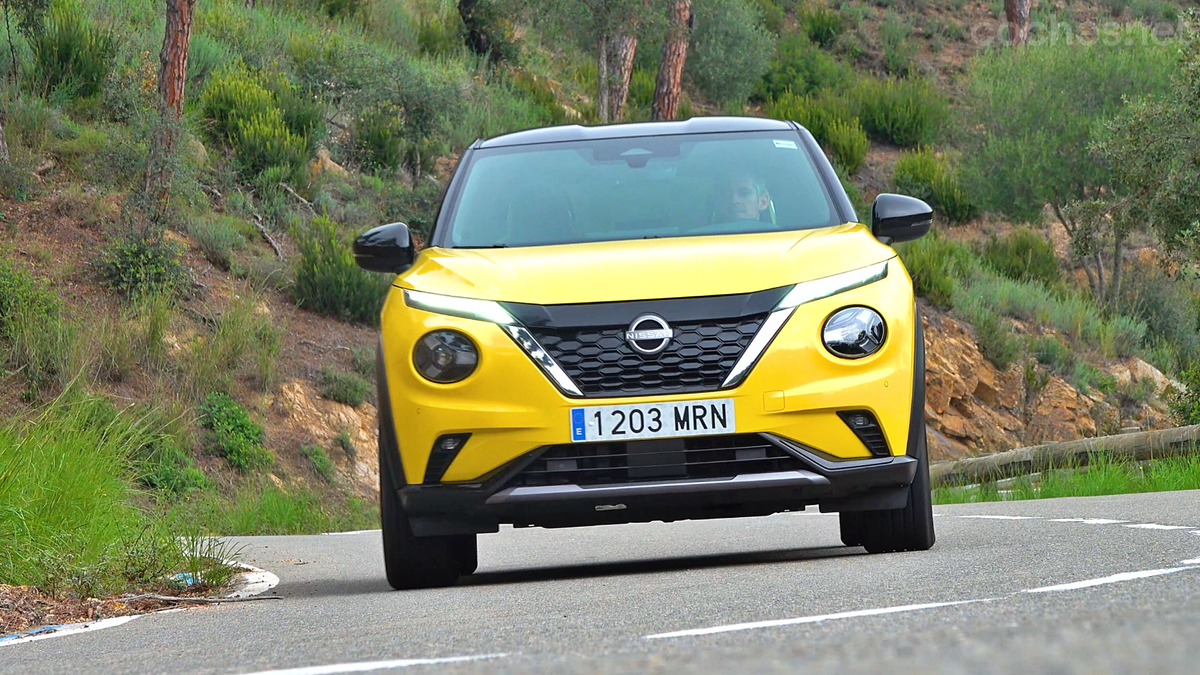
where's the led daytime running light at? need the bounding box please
[404,289,515,325]
[777,260,890,310]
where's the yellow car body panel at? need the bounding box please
[380,226,914,485]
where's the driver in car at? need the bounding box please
[719,170,771,223]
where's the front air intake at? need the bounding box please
[837,410,890,457]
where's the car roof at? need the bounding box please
[478,116,796,149]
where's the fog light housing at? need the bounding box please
[822,307,886,359]
[414,330,478,383]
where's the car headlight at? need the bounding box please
[822,307,886,359]
[413,330,478,383]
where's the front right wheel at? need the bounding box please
[379,429,463,590]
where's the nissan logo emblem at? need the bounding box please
[625,314,674,355]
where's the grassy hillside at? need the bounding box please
[3,0,1200,599]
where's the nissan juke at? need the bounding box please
[353,117,937,590]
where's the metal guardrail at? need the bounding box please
[929,425,1200,488]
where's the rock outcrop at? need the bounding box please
[922,309,1173,461]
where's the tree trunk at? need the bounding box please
[1109,234,1123,312]
[607,32,638,121]
[142,0,197,229]
[597,33,610,124]
[1005,0,1031,45]
[459,0,492,62]
[0,118,9,165]
[652,0,692,121]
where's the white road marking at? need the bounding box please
[1048,518,1128,525]
[233,654,509,675]
[227,563,280,599]
[0,616,141,647]
[323,529,380,536]
[1181,558,1200,565]
[644,600,990,639]
[1024,567,1196,594]
[958,515,1041,520]
[1123,523,1193,530]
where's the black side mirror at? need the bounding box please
[871,194,933,243]
[354,223,415,274]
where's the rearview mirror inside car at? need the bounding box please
[871,194,933,243]
[354,222,415,274]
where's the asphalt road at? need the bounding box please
[6,490,1200,675]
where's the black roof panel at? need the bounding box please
[478,116,795,149]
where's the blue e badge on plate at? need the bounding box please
[571,408,587,441]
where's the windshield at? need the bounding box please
[444,131,843,248]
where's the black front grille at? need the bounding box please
[528,315,765,398]
[508,434,805,487]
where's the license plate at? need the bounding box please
[570,398,735,443]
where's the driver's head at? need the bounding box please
[725,170,770,221]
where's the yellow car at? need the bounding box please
[354,117,936,590]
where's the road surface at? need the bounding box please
[5,490,1200,674]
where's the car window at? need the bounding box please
[447,132,840,248]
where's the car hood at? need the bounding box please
[397,224,898,305]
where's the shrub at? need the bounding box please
[187,35,234,93]
[292,216,392,325]
[199,392,272,472]
[0,259,78,396]
[1117,261,1200,372]
[137,442,210,497]
[349,103,405,172]
[895,232,972,307]
[97,234,187,298]
[318,365,371,407]
[301,445,336,482]
[351,345,376,379]
[198,67,314,179]
[199,67,277,143]
[336,427,358,460]
[765,91,868,174]
[1169,367,1200,425]
[754,34,854,101]
[508,70,568,126]
[1029,333,1073,373]
[848,78,949,147]
[189,215,246,270]
[879,12,915,76]
[802,7,844,47]
[232,111,309,179]
[891,147,976,223]
[956,293,1023,369]
[982,227,1060,287]
[686,0,776,104]
[30,2,116,99]
[186,291,281,396]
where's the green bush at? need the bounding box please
[0,259,78,396]
[848,78,948,147]
[765,91,867,174]
[1029,333,1073,373]
[956,293,1024,369]
[802,7,844,47]
[301,444,336,482]
[349,104,404,172]
[1116,261,1200,374]
[318,365,371,407]
[292,216,393,325]
[982,227,1060,287]
[1169,367,1200,425]
[189,215,246,270]
[891,147,976,223]
[199,392,272,472]
[187,35,234,94]
[137,442,210,497]
[755,34,854,101]
[351,345,376,379]
[686,0,776,104]
[0,395,192,595]
[879,12,915,76]
[186,291,281,396]
[232,111,309,178]
[97,234,187,298]
[30,2,116,99]
[199,67,277,143]
[895,232,972,308]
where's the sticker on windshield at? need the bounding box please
[773,139,798,149]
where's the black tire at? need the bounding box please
[379,429,461,590]
[839,511,863,547]
[452,535,478,575]
[856,423,936,553]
